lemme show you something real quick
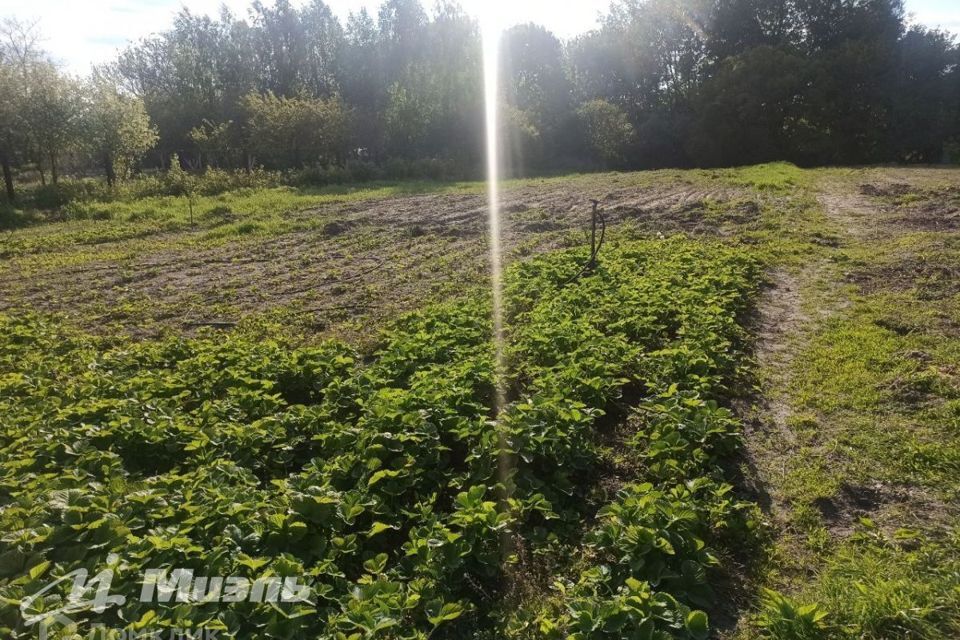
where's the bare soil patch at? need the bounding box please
[895,193,960,232]
[813,481,951,537]
[859,182,912,197]
[859,183,960,231]
[848,256,960,300]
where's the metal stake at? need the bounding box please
[589,199,600,270]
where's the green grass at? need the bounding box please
[754,529,960,640]
[739,170,960,640]
[723,162,811,192]
[0,182,466,260]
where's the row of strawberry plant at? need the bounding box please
[500,241,759,637]
[0,237,760,638]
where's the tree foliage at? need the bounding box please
[1,0,959,196]
[19,63,83,184]
[578,99,636,168]
[242,91,349,168]
[83,77,158,186]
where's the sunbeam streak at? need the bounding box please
[482,15,504,414]
[480,8,515,565]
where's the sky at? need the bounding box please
[0,0,957,75]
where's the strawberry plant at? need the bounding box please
[0,238,761,639]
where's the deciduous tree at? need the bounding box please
[577,99,636,168]
[83,78,158,186]
[242,91,349,168]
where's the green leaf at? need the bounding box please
[237,555,269,571]
[685,610,708,640]
[362,553,388,575]
[133,610,157,629]
[366,521,398,538]
[427,602,464,626]
[27,560,51,581]
[367,468,402,487]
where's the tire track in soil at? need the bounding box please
[736,171,954,619]
[740,177,866,522]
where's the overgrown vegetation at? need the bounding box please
[0,239,761,638]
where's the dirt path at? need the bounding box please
[816,178,874,238]
[733,168,960,638]
[740,178,863,521]
[742,269,805,491]
[739,172,913,532]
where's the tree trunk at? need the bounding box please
[38,164,46,186]
[1,152,14,203]
[104,153,116,188]
[50,153,58,185]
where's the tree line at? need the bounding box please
[1,0,958,202]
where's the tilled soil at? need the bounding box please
[0,178,745,339]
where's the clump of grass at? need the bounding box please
[754,530,960,640]
[812,531,959,640]
[755,589,831,640]
[730,162,809,191]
